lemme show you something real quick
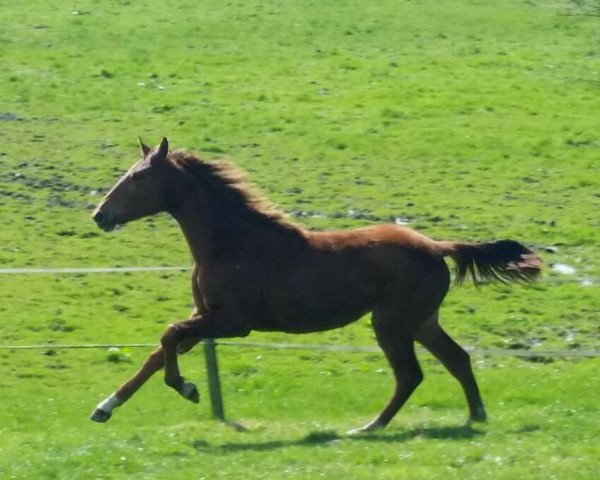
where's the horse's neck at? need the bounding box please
[170,189,218,264]
[170,188,268,265]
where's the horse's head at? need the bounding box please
[92,137,176,232]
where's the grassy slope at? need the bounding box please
[1,0,599,478]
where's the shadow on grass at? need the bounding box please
[189,424,484,454]
[357,424,484,443]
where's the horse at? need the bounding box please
[90,138,541,433]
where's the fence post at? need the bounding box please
[203,338,225,421]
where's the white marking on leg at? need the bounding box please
[96,392,123,414]
[347,418,386,436]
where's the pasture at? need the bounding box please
[1,0,599,478]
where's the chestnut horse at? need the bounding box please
[90,138,541,433]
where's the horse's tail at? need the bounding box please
[436,239,542,285]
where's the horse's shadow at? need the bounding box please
[190,423,484,454]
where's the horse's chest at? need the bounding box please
[194,263,253,310]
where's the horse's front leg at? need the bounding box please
[160,312,249,402]
[90,337,203,423]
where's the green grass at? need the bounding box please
[1,347,599,479]
[1,0,599,478]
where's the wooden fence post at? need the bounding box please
[203,338,225,421]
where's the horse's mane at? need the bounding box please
[169,151,301,235]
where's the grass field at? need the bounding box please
[1,0,599,479]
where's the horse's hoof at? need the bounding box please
[90,408,112,423]
[347,419,385,436]
[180,382,200,403]
[468,407,487,423]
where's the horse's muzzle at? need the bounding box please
[92,209,116,232]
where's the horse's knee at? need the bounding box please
[238,325,251,337]
[161,323,181,349]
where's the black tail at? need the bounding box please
[439,240,542,285]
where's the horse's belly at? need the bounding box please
[253,277,377,333]
[252,306,369,334]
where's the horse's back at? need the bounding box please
[305,224,448,282]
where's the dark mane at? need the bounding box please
[169,151,301,235]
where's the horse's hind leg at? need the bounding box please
[90,337,202,423]
[415,312,486,422]
[348,306,425,434]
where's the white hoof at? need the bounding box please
[90,393,122,422]
[90,408,112,423]
[347,419,385,436]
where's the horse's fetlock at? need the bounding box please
[164,375,182,389]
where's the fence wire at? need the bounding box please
[0,266,189,274]
[0,265,596,286]
[0,340,597,358]
[1,266,597,358]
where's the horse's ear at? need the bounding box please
[150,137,169,164]
[157,137,169,159]
[138,137,151,157]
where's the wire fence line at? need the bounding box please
[1,340,598,358]
[0,266,190,274]
[0,265,596,286]
[1,266,597,359]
